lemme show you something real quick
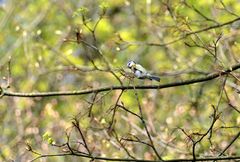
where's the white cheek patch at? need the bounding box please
[127,62,134,68]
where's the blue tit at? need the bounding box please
[127,61,160,82]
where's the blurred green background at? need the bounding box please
[0,0,239,161]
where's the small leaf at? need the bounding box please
[43,132,55,144]
[72,7,89,17]
[99,1,109,10]
[78,7,89,14]
[48,138,54,144]
[42,132,50,141]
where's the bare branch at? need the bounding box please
[29,151,240,162]
[109,90,124,129]
[3,62,240,98]
[135,17,240,47]
[218,131,240,156]
[132,83,162,160]
[72,118,92,156]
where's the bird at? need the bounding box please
[127,60,160,82]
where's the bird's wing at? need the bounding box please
[135,64,147,74]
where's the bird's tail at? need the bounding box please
[148,75,160,82]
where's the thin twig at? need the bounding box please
[88,92,98,117]
[6,56,11,88]
[132,83,163,160]
[112,131,136,159]
[109,90,124,129]
[117,104,141,119]
[183,1,219,24]
[137,16,240,47]
[72,119,92,156]
[218,131,240,156]
[220,0,239,17]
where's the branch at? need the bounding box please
[144,16,240,46]
[30,151,240,162]
[218,131,240,156]
[72,119,92,156]
[109,90,124,129]
[2,62,240,98]
[183,1,219,24]
[133,84,162,160]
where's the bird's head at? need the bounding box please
[127,60,136,69]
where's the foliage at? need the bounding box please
[0,0,240,161]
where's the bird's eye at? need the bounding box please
[127,61,135,68]
[127,62,132,67]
